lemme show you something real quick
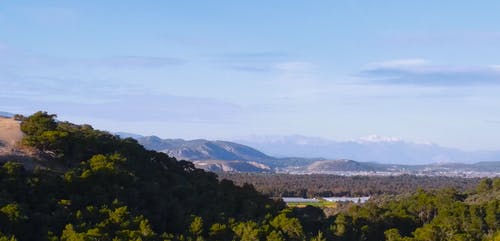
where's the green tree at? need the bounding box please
[0,233,17,241]
[232,221,261,241]
[19,111,57,136]
[384,228,402,241]
[477,178,493,193]
[310,231,326,241]
[270,211,304,240]
[209,223,231,241]
[189,216,204,240]
[492,178,500,191]
[266,230,285,241]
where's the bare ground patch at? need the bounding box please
[0,117,44,170]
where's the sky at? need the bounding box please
[1,1,500,150]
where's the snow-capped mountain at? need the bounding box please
[235,135,500,165]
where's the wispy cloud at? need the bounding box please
[228,65,272,73]
[206,51,292,73]
[227,61,315,73]
[0,74,128,104]
[0,94,243,124]
[484,120,500,125]
[365,59,429,70]
[387,31,500,47]
[360,59,500,86]
[99,56,184,68]
[0,46,185,69]
[275,61,314,72]
[207,51,289,61]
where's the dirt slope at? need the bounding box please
[0,117,23,153]
[0,117,41,169]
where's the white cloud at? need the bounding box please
[365,59,429,70]
[360,59,500,86]
[489,65,500,72]
[275,61,314,72]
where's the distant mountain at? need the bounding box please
[293,159,500,175]
[136,136,277,172]
[138,136,274,162]
[193,160,271,172]
[0,111,14,118]
[236,135,500,165]
[307,159,378,172]
[115,132,144,139]
[125,134,500,175]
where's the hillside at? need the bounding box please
[0,117,40,169]
[133,134,500,175]
[0,111,288,240]
[0,117,23,150]
[306,159,379,172]
[290,159,500,175]
[136,136,278,172]
[137,136,274,162]
[0,111,499,241]
[193,160,271,172]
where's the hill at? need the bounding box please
[0,111,14,118]
[133,135,500,175]
[0,112,14,118]
[193,160,271,172]
[137,136,274,162]
[287,159,500,176]
[306,159,378,172]
[136,136,278,172]
[0,111,290,240]
[0,111,499,241]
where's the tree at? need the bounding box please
[20,111,57,136]
[189,216,204,239]
[477,178,493,193]
[232,221,261,241]
[270,211,304,240]
[310,231,326,241]
[493,178,500,191]
[384,228,402,241]
[266,230,285,241]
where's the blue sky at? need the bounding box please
[1,1,500,150]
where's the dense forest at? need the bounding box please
[218,173,480,197]
[0,111,498,240]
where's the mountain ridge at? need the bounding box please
[236,135,500,165]
[137,136,274,162]
[134,135,500,175]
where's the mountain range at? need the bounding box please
[127,134,500,175]
[236,135,500,165]
[135,135,274,162]
[0,111,14,118]
[127,135,276,172]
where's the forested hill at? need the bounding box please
[0,112,289,240]
[0,111,499,241]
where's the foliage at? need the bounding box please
[0,111,497,241]
[218,173,480,197]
